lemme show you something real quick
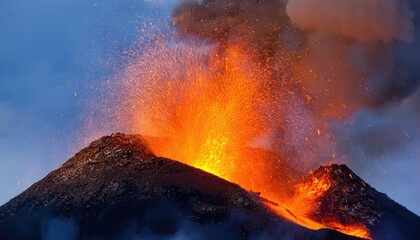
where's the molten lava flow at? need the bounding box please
[119,38,371,238]
[272,170,371,239]
[263,171,371,239]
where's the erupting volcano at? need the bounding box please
[2,0,420,239]
[92,1,418,238]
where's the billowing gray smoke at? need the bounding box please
[172,0,417,119]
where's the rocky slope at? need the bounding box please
[300,164,420,240]
[0,133,361,240]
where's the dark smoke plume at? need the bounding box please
[172,0,292,61]
[172,0,418,120]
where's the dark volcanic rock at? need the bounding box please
[0,133,360,240]
[305,164,420,240]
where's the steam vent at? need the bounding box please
[0,133,419,240]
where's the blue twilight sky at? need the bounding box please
[0,0,175,204]
[0,0,419,216]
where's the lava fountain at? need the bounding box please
[113,33,370,238]
[121,37,293,199]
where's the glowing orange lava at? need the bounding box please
[118,37,370,239]
[124,41,277,193]
[278,173,371,239]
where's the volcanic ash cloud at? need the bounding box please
[286,0,414,43]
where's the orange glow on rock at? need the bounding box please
[279,170,371,239]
